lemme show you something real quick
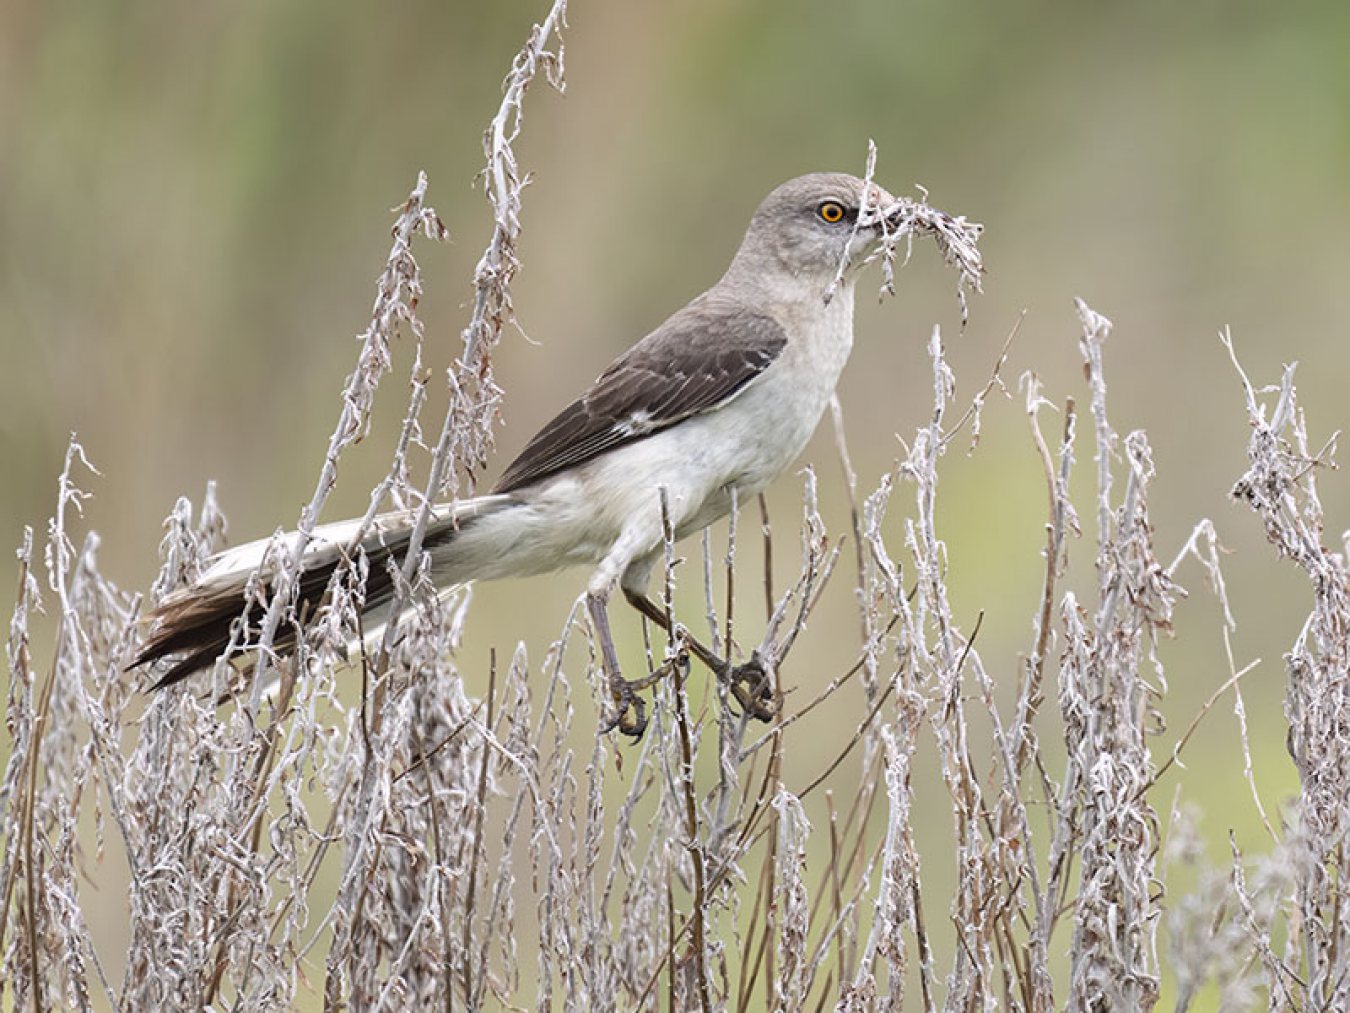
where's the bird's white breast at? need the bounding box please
[472,284,859,579]
[716,282,855,490]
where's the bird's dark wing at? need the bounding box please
[493,300,787,494]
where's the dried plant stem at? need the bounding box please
[661,489,712,1012]
[460,649,496,1004]
[19,623,56,1013]
[372,0,569,680]
[7,23,1345,1005]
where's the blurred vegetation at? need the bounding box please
[4,0,1349,1006]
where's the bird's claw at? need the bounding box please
[725,653,780,723]
[602,678,649,740]
[602,645,777,738]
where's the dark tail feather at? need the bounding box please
[132,535,413,691]
[131,497,506,691]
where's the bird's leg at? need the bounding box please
[586,588,648,739]
[622,588,721,671]
[622,588,779,722]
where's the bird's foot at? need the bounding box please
[723,651,780,723]
[601,645,693,740]
[601,674,649,740]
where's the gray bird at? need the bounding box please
[134,172,901,736]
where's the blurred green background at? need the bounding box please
[4,0,1349,1005]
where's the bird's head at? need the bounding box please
[734,172,898,291]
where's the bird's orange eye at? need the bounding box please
[817,201,846,224]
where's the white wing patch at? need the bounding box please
[616,410,655,437]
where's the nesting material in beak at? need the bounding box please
[824,147,985,324]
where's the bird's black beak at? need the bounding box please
[857,189,903,233]
[881,203,909,230]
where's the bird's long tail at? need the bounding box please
[132,495,515,689]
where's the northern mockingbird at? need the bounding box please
[135,172,904,736]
